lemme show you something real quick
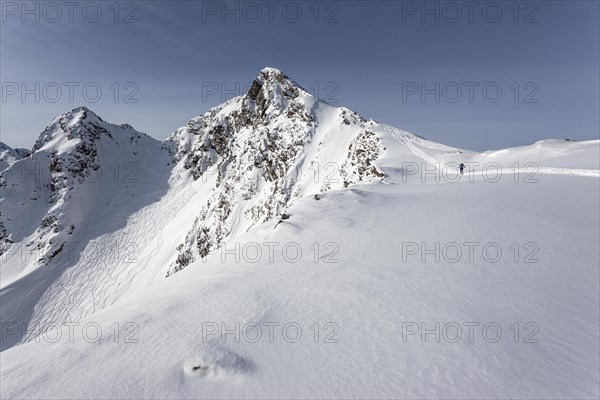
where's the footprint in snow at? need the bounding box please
[182,348,253,379]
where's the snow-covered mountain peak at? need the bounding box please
[243,67,313,119]
[252,67,306,94]
[0,142,29,163]
[0,107,163,271]
[259,66,283,75]
[59,105,101,124]
[255,67,302,88]
[161,68,387,274]
[31,106,148,155]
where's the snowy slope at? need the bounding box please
[0,68,392,352]
[0,107,172,350]
[0,142,28,164]
[0,68,599,399]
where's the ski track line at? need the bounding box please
[3,152,172,332]
[384,125,449,173]
[535,167,599,178]
[22,182,197,341]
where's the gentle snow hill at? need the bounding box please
[0,68,599,398]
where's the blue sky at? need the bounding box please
[1,0,598,150]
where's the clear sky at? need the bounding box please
[1,0,598,150]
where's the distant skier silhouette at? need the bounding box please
[459,163,465,175]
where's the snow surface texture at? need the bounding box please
[0,68,599,399]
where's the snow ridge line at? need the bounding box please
[383,125,600,179]
[383,125,453,173]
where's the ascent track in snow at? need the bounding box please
[383,125,600,179]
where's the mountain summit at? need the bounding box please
[0,68,394,349]
[1,69,598,368]
[31,106,148,154]
[0,142,29,163]
[163,68,386,274]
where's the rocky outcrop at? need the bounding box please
[165,68,385,275]
[0,106,158,266]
